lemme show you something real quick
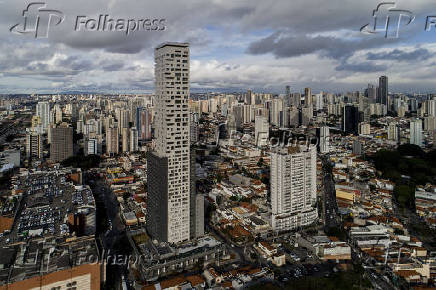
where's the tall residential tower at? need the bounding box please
[147,43,191,243]
[270,145,318,231]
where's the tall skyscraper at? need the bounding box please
[147,43,191,243]
[36,101,50,132]
[255,116,269,147]
[270,145,318,231]
[342,105,359,135]
[378,76,388,106]
[315,93,324,111]
[387,122,400,142]
[352,140,363,155]
[291,93,301,107]
[137,107,152,141]
[26,132,43,160]
[304,87,312,107]
[245,89,252,105]
[289,106,299,127]
[410,118,423,147]
[121,127,129,152]
[270,98,283,126]
[50,122,73,163]
[284,86,291,107]
[190,113,199,144]
[366,84,377,103]
[86,138,99,155]
[316,126,330,153]
[106,127,119,155]
[118,109,130,131]
[129,127,138,152]
[358,122,371,135]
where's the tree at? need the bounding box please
[397,144,425,158]
[394,185,415,210]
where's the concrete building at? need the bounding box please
[26,132,43,160]
[270,98,282,127]
[255,116,269,147]
[50,122,73,163]
[106,127,119,155]
[304,87,312,107]
[86,138,99,155]
[342,105,359,135]
[121,127,129,153]
[147,42,191,243]
[378,76,388,106]
[130,127,138,152]
[424,116,436,132]
[316,126,329,153]
[137,107,152,141]
[289,106,299,127]
[353,140,363,155]
[270,145,318,231]
[387,122,400,141]
[36,101,50,132]
[410,119,423,147]
[117,109,130,131]
[358,122,371,135]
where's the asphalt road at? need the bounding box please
[320,156,339,229]
[87,174,129,290]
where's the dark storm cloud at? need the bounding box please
[366,48,432,62]
[247,31,399,60]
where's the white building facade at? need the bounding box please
[147,43,191,243]
[270,145,318,231]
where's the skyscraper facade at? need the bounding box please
[106,127,119,155]
[255,116,269,147]
[137,107,152,141]
[147,43,191,243]
[36,101,50,132]
[342,105,359,135]
[410,118,423,147]
[387,122,400,142]
[50,122,73,163]
[378,76,388,106]
[129,127,138,152]
[316,126,330,153]
[26,132,43,160]
[270,145,318,231]
[304,87,312,107]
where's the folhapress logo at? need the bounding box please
[10,2,64,38]
[360,2,415,38]
[10,2,167,38]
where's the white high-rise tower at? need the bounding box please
[36,101,50,132]
[410,118,423,147]
[147,43,191,243]
[270,145,318,231]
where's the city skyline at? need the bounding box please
[1,1,436,289]
[1,0,436,93]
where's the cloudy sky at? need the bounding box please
[1,0,436,94]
